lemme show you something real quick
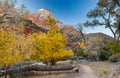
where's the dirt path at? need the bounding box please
[76,65,98,78]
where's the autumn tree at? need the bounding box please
[29,17,74,66]
[0,30,18,78]
[29,26,74,66]
[16,4,30,26]
[84,0,120,45]
[0,0,17,24]
[46,16,57,27]
[0,31,16,67]
[0,28,32,77]
[0,0,30,27]
[17,4,29,17]
[14,33,31,60]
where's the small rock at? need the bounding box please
[33,62,46,66]
[116,66,120,73]
[73,68,79,73]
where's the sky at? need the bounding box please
[16,0,114,37]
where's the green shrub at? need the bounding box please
[74,47,85,57]
[98,43,112,61]
[109,53,120,62]
[108,42,120,55]
[99,51,110,61]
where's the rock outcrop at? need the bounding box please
[27,8,79,35]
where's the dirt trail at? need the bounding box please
[76,65,98,78]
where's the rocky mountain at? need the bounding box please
[26,9,115,50]
[27,9,79,35]
[27,9,52,30]
[85,33,114,48]
[0,7,115,61]
[85,33,114,46]
[0,8,114,53]
[86,33,113,41]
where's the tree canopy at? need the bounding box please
[29,26,74,65]
[84,0,120,45]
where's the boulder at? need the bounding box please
[56,60,72,65]
[72,68,79,73]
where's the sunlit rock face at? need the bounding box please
[37,8,53,19]
[27,8,79,35]
[27,8,54,30]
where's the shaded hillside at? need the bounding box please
[86,33,114,41]
[85,32,114,49]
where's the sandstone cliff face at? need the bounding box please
[60,25,79,35]
[26,8,114,49]
[37,9,53,19]
[0,7,114,56]
[27,8,79,35]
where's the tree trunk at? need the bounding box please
[0,63,75,78]
[4,66,7,78]
[50,59,56,66]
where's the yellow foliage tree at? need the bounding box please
[0,31,17,67]
[29,26,74,65]
[46,16,57,28]
[0,31,30,66]
[14,33,30,61]
[80,42,84,49]
[0,30,30,78]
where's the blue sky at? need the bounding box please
[16,0,113,37]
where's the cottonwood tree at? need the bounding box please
[0,31,16,67]
[18,3,29,19]
[17,4,29,17]
[0,0,30,27]
[0,28,31,77]
[29,27,74,66]
[0,30,21,78]
[84,0,120,45]
[46,16,57,27]
[0,0,17,23]
[29,17,74,66]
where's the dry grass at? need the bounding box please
[81,61,120,78]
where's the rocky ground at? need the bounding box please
[81,62,120,78]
